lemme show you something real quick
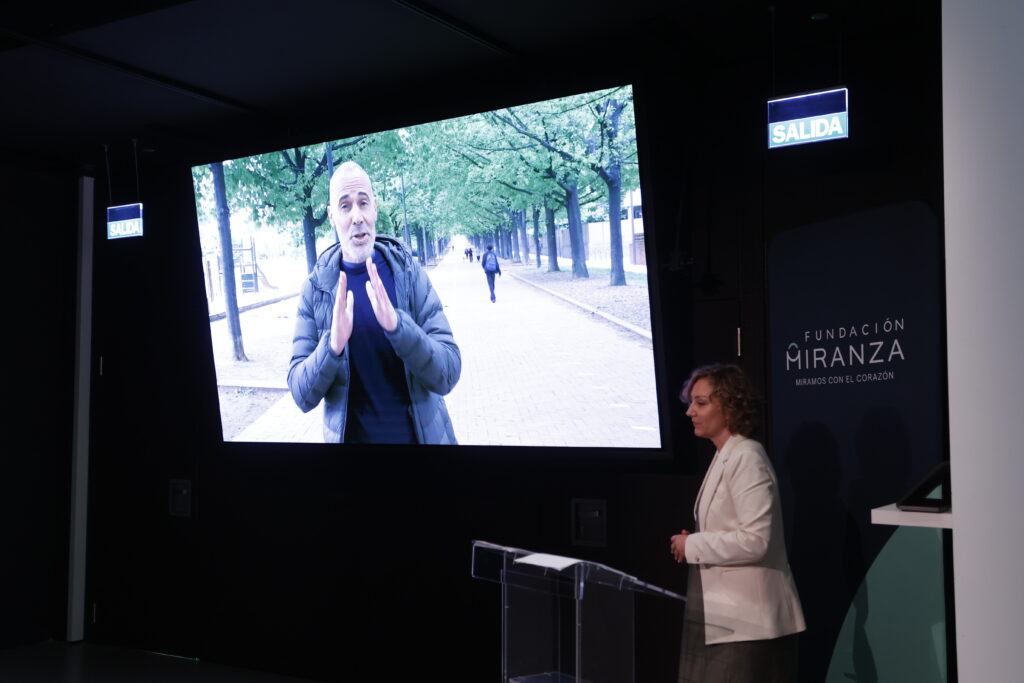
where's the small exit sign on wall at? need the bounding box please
[107,203,144,239]
[768,88,849,149]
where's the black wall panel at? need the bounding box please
[0,164,78,648]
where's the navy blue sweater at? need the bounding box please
[341,252,416,444]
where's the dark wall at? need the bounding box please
[82,127,700,682]
[0,163,78,648]
[762,11,946,683]
[79,4,943,683]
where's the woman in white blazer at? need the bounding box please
[670,364,805,683]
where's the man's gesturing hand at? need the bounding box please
[365,257,398,332]
[330,271,355,355]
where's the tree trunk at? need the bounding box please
[400,174,412,249]
[545,206,560,272]
[416,225,427,265]
[602,98,627,286]
[563,182,589,278]
[532,207,542,268]
[302,208,317,275]
[517,209,530,266]
[606,168,626,286]
[325,143,338,243]
[510,219,521,263]
[211,162,248,362]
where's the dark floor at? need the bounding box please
[0,642,318,682]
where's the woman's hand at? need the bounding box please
[670,530,690,563]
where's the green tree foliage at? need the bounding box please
[484,86,639,282]
[194,86,641,278]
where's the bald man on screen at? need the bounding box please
[287,162,460,444]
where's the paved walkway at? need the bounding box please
[225,252,661,447]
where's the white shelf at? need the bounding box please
[871,503,952,529]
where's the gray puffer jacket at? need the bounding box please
[287,236,461,443]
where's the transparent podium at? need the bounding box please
[471,540,684,683]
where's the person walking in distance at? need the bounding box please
[482,244,501,302]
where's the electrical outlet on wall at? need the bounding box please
[571,498,607,547]
[169,479,191,518]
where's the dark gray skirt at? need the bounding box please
[678,566,798,683]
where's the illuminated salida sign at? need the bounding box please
[107,203,144,239]
[767,88,848,149]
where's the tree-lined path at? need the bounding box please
[231,250,660,447]
[433,252,660,448]
[200,84,658,444]
[196,85,644,377]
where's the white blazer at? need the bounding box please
[684,434,806,644]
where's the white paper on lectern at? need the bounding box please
[513,553,581,571]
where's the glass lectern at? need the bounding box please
[471,540,684,683]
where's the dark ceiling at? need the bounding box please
[0,0,923,171]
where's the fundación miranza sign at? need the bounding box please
[767,88,848,149]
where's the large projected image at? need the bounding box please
[192,85,661,447]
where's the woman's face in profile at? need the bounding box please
[685,378,730,445]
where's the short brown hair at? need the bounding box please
[680,363,761,437]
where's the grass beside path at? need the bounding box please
[507,262,653,333]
